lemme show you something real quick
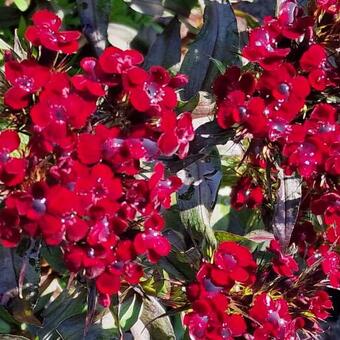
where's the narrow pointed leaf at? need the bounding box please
[143,17,181,69]
[273,169,302,248]
[180,1,240,100]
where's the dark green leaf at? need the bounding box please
[143,17,181,69]
[273,170,302,248]
[41,246,67,273]
[180,2,240,100]
[118,290,143,331]
[76,0,112,55]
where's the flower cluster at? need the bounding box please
[183,0,338,338]
[0,10,194,305]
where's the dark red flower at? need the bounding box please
[4,59,50,110]
[250,293,294,339]
[310,290,333,320]
[300,45,331,90]
[231,177,264,210]
[71,57,109,97]
[242,27,290,70]
[99,46,144,74]
[25,10,81,54]
[158,111,194,159]
[0,130,26,187]
[123,66,178,114]
[269,239,299,277]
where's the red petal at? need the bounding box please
[96,271,121,295]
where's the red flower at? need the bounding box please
[123,66,178,114]
[0,208,20,248]
[242,27,290,70]
[71,57,109,97]
[311,192,340,227]
[257,63,310,123]
[266,1,314,40]
[300,45,331,90]
[4,59,50,109]
[158,111,194,159]
[269,239,299,277]
[250,293,294,339]
[134,229,171,263]
[209,241,257,289]
[0,130,26,187]
[213,66,256,103]
[96,270,121,295]
[99,46,144,74]
[231,177,264,210]
[25,10,81,54]
[310,290,333,320]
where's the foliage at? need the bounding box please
[0,0,339,339]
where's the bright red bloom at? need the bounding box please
[310,290,333,320]
[300,45,331,90]
[269,239,299,277]
[99,46,144,74]
[71,57,109,97]
[265,1,314,40]
[184,294,247,340]
[0,130,26,187]
[158,111,194,159]
[250,293,294,339]
[209,241,257,289]
[242,27,290,70]
[257,63,310,123]
[231,177,264,210]
[4,59,50,109]
[123,66,178,114]
[311,192,340,227]
[25,10,81,54]
[134,229,171,263]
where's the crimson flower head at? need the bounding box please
[257,63,310,123]
[4,59,50,110]
[300,45,332,90]
[231,177,264,210]
[242,27,290,70]
[250,293,296,339]
[99,46,144,74]
[211,241,257,288]
[269,239,299,277]
[0,130,26,187]
[184,294,247,340]
[71,57,109,97]
[123,66,178,114]
[158,111,194,159]
[25,10,81,54]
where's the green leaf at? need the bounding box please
[180,1,240,100]
[273,169,301,248]
[0,319,11,334]
[177,148,222,255]
[76,0,112,55]
[140,296,175,340]
[41,245,67,273]
[143,16,181,69]
[14,0,30,12]
[118,290,143,331]
[215,230,258,251]
[0,38,12,51]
